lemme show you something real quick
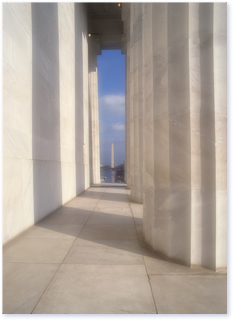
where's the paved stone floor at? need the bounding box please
[3,186,227,314]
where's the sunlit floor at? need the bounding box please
[3,186,227,314]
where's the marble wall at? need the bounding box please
[2,3,90,244]
[123,3,227,270]
[3,3,33,244]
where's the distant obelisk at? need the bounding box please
[111,143,114,168]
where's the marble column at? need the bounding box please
[188,2,226,270]
[127,2,227,270]
[122,4,131,188]
[213,3,227,269]
[128,3,143,203]
[2,3,90,243]
[88,36,101,185]
[189,3,217,268]
[143,3,171,256]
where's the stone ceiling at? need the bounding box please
[87,2,124,50]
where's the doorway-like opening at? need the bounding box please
[97,50,125,183]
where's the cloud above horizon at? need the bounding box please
[99,94,125,115]
[112,123,125,131]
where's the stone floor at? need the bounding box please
[3,186,227,314]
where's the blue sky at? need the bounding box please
[97,50,125,166]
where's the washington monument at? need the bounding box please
[111,143,114,168]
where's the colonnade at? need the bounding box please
[2,2,227,270]
[123,3,227,270]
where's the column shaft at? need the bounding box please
[142,3,154,246]
[213,3,227,269]
[88,37,100,185]
[124,4,131,188]
[129,3,143,203]
[124,2,227,270]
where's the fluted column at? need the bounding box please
[88,36,101,184]
[143,3,170,256]
[189,3,216,268]
[189,3,227,270]
[122,4,131,188]
[140,3,227,270]
[142,2,156,248]
[213,3,227,269]
[129,3,143,203]
[168,3,192,265]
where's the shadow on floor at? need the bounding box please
[77,190,130,203]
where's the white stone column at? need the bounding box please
[129,6,134,194]
[189,3,216,268]
[88,36,101,185]
[84,42,90,190]
[129,3,143,203]
[189,3,227,270]
[213,3,227,269]
[189,3,203,267]
[143,3,170,257]
[167,3,192,265]
[142,2,155,248]
[2,3,91,243]
[122,4,131,188]
[140,2,227,269]
[2,3,33,243]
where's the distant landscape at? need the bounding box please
[100,163,125,183]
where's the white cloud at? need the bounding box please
[99,94,125,114]
[104,95,125,105]
[112,123,125,131]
